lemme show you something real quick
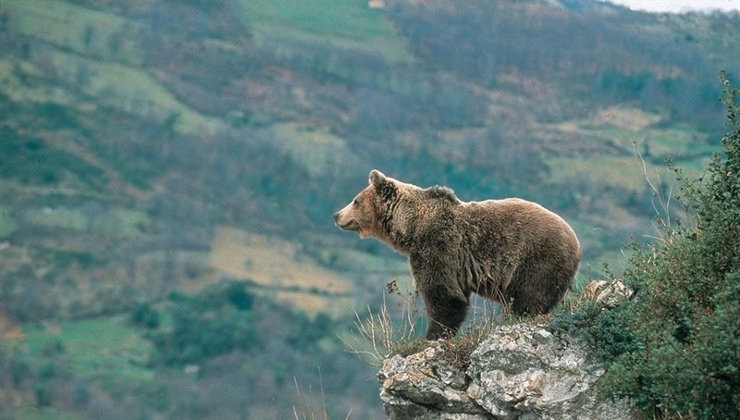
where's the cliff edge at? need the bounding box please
[379,284,637,419]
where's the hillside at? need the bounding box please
[0,0,738,417]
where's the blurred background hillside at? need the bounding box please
[0,0,738,418]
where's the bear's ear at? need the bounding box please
[369,169,386,187]
[369,169,397,202]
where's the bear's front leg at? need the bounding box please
[410,254,470,340]
[423,293,469,340]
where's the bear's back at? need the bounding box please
[452,197,581,313]
[461,198,577,244]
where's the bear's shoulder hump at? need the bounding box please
[425,186,461,204]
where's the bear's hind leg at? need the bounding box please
[507,260,572,315]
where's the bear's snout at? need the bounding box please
[333,208,347,227]
[334,207,360,232]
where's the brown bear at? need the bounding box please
[334,170,581,340]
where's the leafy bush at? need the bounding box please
[223,281,254,311]
[550,299,638,364]
[287,312,332,350]
[150,281,259,365]
[571,73,739,418]
[129,302,161,329]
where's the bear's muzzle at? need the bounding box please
[334,210,360,232]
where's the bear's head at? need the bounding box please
[335,170,460,253]
[334,169,399,240]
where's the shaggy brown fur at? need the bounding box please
[334,170,581,340]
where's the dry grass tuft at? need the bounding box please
[340,290,422,366]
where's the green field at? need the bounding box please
[4,0,144,65]
[234,0,410,62]
[546,154,657,191]
[22,206,149,237]
[271,123,358,175]
[20,315,153,382]
[0,206,19,238]
[2,1,222,135]
[23,207,87,231]
[544,110,712,194]
[35,46,221,134]
[13,407,78,420]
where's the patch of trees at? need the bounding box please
[0,125,106,189]
[388,0,729,128]
[594,69,723,133]
[143,280,340,366]
[1,281,382,419]
[123,281,380,418]
[146,282,258,365]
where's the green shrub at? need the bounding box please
[34,383,50,406]
[287,312,332,349]
[550,299,638,364]
[224,281,254,311]
[576,73,739,418]
[151,281,259,365]
[130,302,161,329]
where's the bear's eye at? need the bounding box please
[353,198,361,206]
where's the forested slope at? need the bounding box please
[0,0,737,417]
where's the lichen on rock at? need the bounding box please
[379,322,637,419]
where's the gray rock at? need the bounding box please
[378,323,637,420]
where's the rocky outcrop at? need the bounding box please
[379,322,637,419]
[582,280,633,308]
